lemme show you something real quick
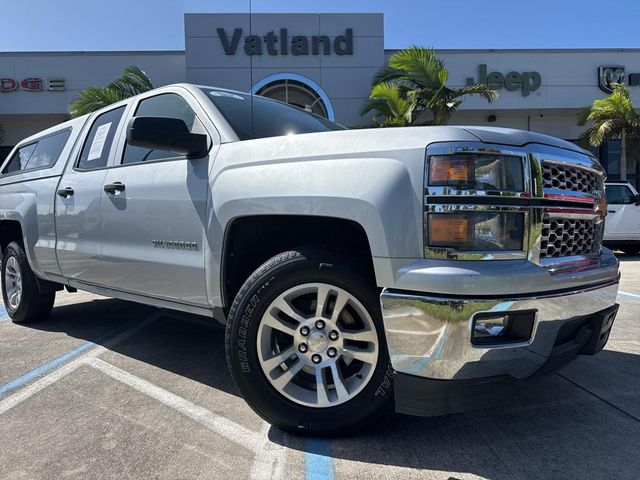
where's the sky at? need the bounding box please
[1,0,640,51]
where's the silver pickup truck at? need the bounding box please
[0,84,620,435]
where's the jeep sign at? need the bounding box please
[466,64,542,96]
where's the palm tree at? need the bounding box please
[578,83,640,180]
[362,46,498,126]
[69,65,153,118]
[360,82,413,127]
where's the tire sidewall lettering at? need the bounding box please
[236,277,277,374]
[374,363,394,397]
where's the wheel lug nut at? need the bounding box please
[327,347,337,358]
[328,330,339,341]
[315,320,326,330]
[312,354,322,364]
[298,343,308,353]
[300,326,310,336]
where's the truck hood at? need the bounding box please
[458,126,592,156]
[223,125,592,160]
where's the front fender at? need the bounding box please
[206,156,424,305]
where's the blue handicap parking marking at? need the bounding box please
[0,321,137,396]
[305,438,335,480]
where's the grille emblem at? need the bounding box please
[593,194,608,222]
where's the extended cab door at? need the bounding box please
[604,183,640,239]
[98,89,214,306]
[55,105,128,283]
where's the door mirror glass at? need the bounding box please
[126,116,208,158]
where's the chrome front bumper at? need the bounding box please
[380,280,619,381]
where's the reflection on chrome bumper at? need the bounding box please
[380,280,619,380]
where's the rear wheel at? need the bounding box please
[2,241,55,323]
[225,249,394,436]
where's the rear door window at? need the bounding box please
[25,130,72,169]
[1,129,71,175]
[2,144,36,174]
[77,106,126,170]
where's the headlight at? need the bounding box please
[428,153,524,192]
[427,212,524,251]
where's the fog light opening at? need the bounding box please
[474,315,508,338]
[471,310,536,346]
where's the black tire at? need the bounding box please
[225,249,394,436]
[2,241,55,324]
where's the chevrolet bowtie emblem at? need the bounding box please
[594,194,608,222]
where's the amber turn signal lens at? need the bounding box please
[429,158,470,183]
[429,216,469,244]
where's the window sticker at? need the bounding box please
[87,122,112,161]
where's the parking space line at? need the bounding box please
[618,291,640,302]
[251,422,286,480]
[0,319,147,396]
[0,317,155,414]
[0,332,110,395]
[87,357,286,480]
[305,438,334,480]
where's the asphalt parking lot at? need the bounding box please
[1,257,639,480]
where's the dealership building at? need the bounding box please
[1,12,640,180]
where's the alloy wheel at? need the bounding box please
[257,283,379,408]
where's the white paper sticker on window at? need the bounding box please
[87,122,112,161]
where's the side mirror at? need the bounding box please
[126,116,208,158]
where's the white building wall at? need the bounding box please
[185,13,384,127]
[0,51,185,148]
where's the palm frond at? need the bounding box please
[69,87,127,118]
[360,82,414,127]
[363,46,497,126]
[451,83,499,103]
[388,46,445,87]
[109,65,153,97]
[577,83,640,145]
[69,65,153,118]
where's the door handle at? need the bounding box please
[57,187,74,198]
[104,182,125,194]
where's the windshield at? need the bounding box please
[199,87,345,140]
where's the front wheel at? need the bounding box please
[2,241,55,323]
[225,250,394,436]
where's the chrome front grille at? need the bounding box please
[539,160,605,261]
[542,162,602,195]
[540,218,603,258]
